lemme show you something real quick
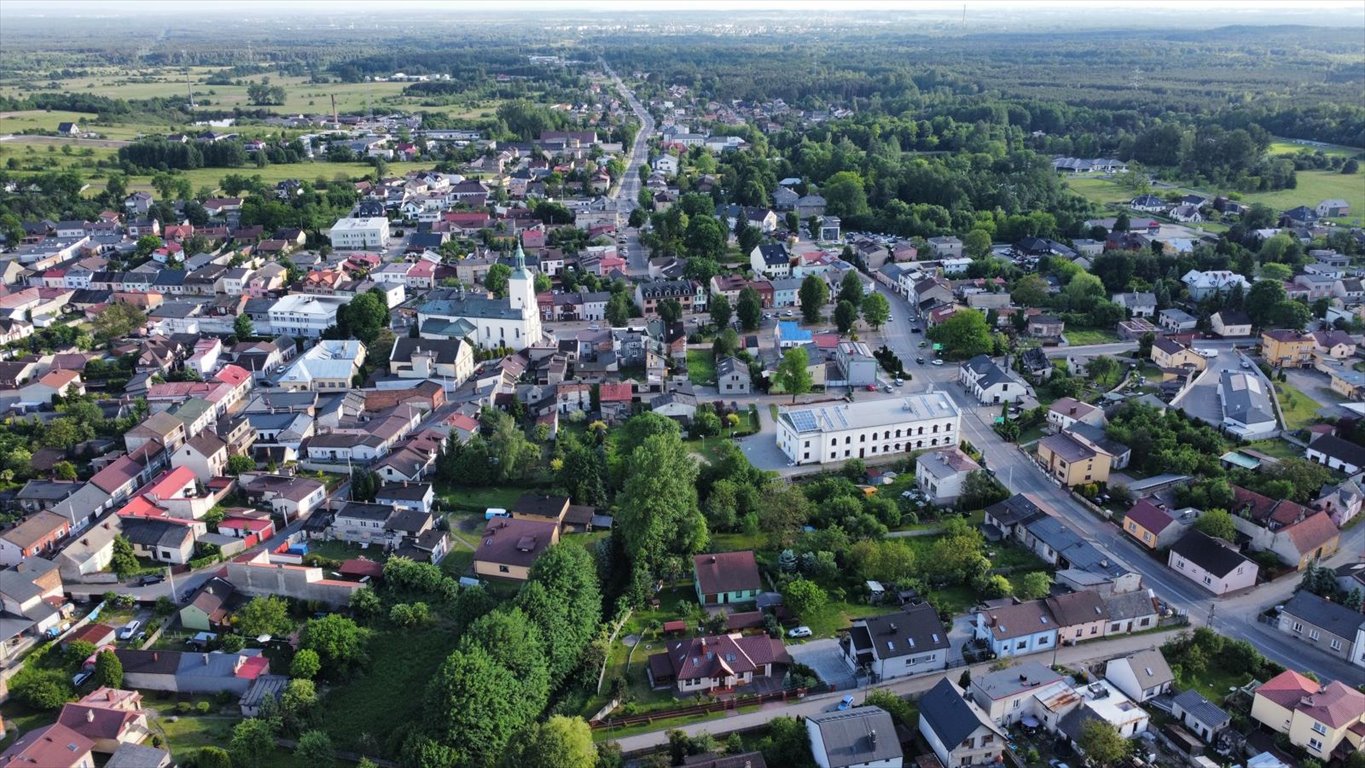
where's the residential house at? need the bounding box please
[1045,590,1109,645]
[0,723,95,768]
[1182,270,1250,301]
[1229,486,1341,570]
[1104,649,1174,703]
[121,518,194,565]
[749,243,792,279]
[0,510,72,566]
[1157,308,1198,333]
[1262,330,1315,369]
[278,339,366,391]
[388,337,474,387]
[1122,500,1184,550]
[106,743,172,768]
[1211,310,1253,338]
[919,679,1007,768]
[473,517,559,581]
[1251,670,1365,759]
[178,577,236,632]
[968,661,1066,726]
[915,446,981,505]
[775,393,961,465]
[973,599,1057,658]
[959,355,1026,404]
[1036,431,1112,487]
[238,474,326,521]
[1167,530,1258,595]
[1276,591,1365,662]
[56,687,151,754]
[1307,434,1365,475]
[716,356,751,394]
[1317,199,1351,218]
[806,707,903,768]
[170,432,229,483]
[115,648,270,695]
[1046,398,1105,432]
[1028,315,1065,340]
[1312,329,1356,360]
[839,604,950,682]
[1315,479,1364,529]
[1112,292,1157,318]
[646,632,791,694]
[694,551,762,606]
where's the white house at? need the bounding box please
[776,393,961,466]
[839,604,949,682]
[919,679,1006,768]
[807,707,903,768]
[1104,649,1174,703]
[278,340,367,391]
[1217,371,1278,439]
[328,217,391,250]
[749,243,792,279]
[959,355,1026,404]
[266,294,347,339]
[974,599,1057,658]
[915,447,981,505]
[1182,270,1250,301]
[1168,530,1259,595]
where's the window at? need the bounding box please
[1038,636,1049,646]
[1016,641,1026,650]
[1308,738,1323,752]
[1202,576,1212,585]
[498,565,510,573]
[1330,638,1342,651]
[1012,700,1021,710]
[1312,722,1327,735]
[1308,629,1320,641]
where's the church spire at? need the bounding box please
[514,239,526,272]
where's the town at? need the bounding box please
[0,5,1362,768]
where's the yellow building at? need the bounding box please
[1251,671,1365,760]
[472,517,559,581]
[1036,432,1112,487]
[1261,330,1315,369]
[1150,337,1206,371]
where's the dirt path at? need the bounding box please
[0,133,131,149]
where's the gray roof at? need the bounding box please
[1110,648,1173,690]
[849,604,949,662]
[806,707,902,768]
[106,743,172,768]
[755,243,789,266]
[419,293,523,321]
[1280,590,1365,639]
[920,679,1000,748]
[972,661,1063,700]
[1103,591,1159,622]
[1173,689,1231,729]
[1219,371,1275,427]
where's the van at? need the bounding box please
[117,620,142,641]
[484,508,510,520]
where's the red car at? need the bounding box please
[865,384,877,391]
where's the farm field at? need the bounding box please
[1065,170,1365,224]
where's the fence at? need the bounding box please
[590,687,809,730]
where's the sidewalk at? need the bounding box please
[606,627,1184,755]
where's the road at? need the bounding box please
[873,283,1365,684]
[0,133,132,149]
[601,60,654,276]
[609,628,1186,754]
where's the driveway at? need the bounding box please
[786,638,855,691]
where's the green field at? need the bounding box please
[1065,170,1365,223]
[686,349,716,385]
[1063,328,1120,346]
[1268,138,1364,158]
[1273,380,1324,431]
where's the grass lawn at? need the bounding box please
[321,623,457,757]
[1176,665,1253,704]
[434,484,524,514]
[687,349,716,385]
[1232,170,1365,225]
[1269,138,1364,158]
[306,539,385,563]
[797,598,900,638]
[1064,328,1120,346]
[1063,176,1128,207]
[1243,439,1302,460]
[988,541,1050,573]
[1272,380,1322,430]
[582,584,698,718]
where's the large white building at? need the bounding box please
[267,294,348,338]
[776,393,961,465]
[415,243,543,351]
[328,217,391,250]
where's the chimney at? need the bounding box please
[869,729,877,747]
[86,709,95,723]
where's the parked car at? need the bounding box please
[137,574,164,586]
[915,356,925,364]
[865,384,877,391]
[117,620,142,641]
[72,670,92,688]
[837,694,855,711]
[932,359,944,366]
[787,626,813,638]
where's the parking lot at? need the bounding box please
[1172,344,1264,429]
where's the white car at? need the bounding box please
[931,359,944,366]
[787,626,813,638]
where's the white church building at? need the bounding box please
[415,242,544,351]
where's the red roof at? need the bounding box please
[1124,500,1176,535]
[214,364,251,387]
[599,381,633,403]
[339,558,385,579]
[235,655,269,680]
[1255,670,1319,709]
[693,551,761,596]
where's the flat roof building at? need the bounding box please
[776,393,961,465]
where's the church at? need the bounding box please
[416,242,545,351]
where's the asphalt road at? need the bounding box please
[602,60,654,276]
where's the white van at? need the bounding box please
[117,620,142,641]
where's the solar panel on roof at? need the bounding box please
[789,410,818,432]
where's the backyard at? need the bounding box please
[686,349,716,385]
[1273,380,1321,431]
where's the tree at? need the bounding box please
[93,650,123,688]
[52,461,77,481]
[774,347,813,403]
[605,293,632,327]
[799,275,829,324]
[135,235,162,258]
[229,718,276,768]
[460,608,549,713]
[616,430,706,581]
[110,535,140,579]
[658,298,683,324]
[423,647,533,768]
[758,716,817,768]
[295,730,335,768]
[823,171,869,219]
[834,300,858,334]
[838,270,865,306]
[963,229,992,259]
[65,640,97,668]
[499,716,596,768]
[332,289,389,346]
[958,470,1010,510]
[710,294,733,329]
[780,577,827,618]
[1077,720,1129,767]
[10,667,72,709]
[1194,508,1237,542]
[299,615,369,675]
[485,263,513,297]
[91,301,146,345]
[197,747,232,768]
[1016,571,1053,600]
[929,310,992,359]
[234,313,254,339]
[861,292,890,330]
[226,455,256,475]
[237,596,293,638]
[290,648,321,680]
[517,544,602,688]
[1247,280,1288,329]
[736,287,762,331]
[1011,274,1050,308]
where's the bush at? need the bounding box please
[196,700,212,713]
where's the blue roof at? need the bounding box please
[777,321,811,342]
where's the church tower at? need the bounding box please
[508,240,535,313]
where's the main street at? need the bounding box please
[601,60,654,276]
